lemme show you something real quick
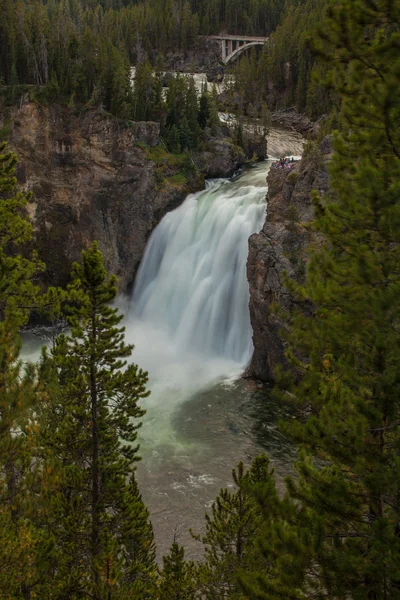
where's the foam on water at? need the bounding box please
[125,163,271,447]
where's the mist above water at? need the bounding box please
[21,160,295,558]
[126,164,269,441]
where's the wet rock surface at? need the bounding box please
[247,137,333,380]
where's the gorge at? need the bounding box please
[20,129,308,557]
[124,162,296,557]
[1,0,397,594]
[13,98,310,556]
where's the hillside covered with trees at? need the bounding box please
[230,0,333,118]
[0,0,400,598]
[0,0,330,122]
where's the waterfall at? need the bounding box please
[130,168,267,368]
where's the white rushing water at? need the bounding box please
[124,163,271,448]
[132,179,265,363]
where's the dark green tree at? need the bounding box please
[158,542,196,600]
[117,474,158,598]
[198,93,210,130]
[184,77,201,147]
[0,144,50,597]
[133,61,157,122]
[193,456,276,599]
[166,125,182,154]
[179,117,193,151]
[241,1,400,598]
[38,242,152,599]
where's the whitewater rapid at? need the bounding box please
[123,163,270,449]
[132,174,266,363]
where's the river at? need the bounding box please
[122,161,297,559]
[22,136,303,561]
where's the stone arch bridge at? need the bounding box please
[204,34,268,64]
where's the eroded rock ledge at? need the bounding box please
[270,107,322,140]
[247,136,332,381]
[1,102,244,291]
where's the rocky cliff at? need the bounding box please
[247,137,332,381]
[1,102,244,291]
[164,38,222,73]
[270,108,321,139]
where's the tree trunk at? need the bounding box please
[91,309,100,598]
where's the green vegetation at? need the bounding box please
[143,143,203,190]
[228,0,332,119]
[158,543,197,600]
[0,144,155,598]
[192,456,275,599]
[37,243,152,598]
[0,0,330,124]
[0,0,400,598]
[239,0,400,598]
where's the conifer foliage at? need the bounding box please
[38,243,153,598]
[193,455,276,599]
[240,1,400,598]
[0,143,49,598]
[158,542,197,600]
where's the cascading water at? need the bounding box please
[124,163,271,449]
[132,175,266,364]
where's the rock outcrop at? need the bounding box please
[193,126,245,178]
[164,38,222,73]
[1,102,244,291]
[206,65,224,83]
[247,137,332,381]
[270,107,322,139]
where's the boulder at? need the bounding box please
[206,65,225,83]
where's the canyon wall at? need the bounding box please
[247,137,332,381]
[1,101,244,291]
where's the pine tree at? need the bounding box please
[37,242,152,599]
[167,125,182,154]
[158,542,196,600]
[0,143,44,327]
[185,77,201,148]
[133,61,156,122]
[240,1,400,598]
[207,93,221,137]
[0,144,50,597]
[117,474,158,598]
[193,455,276,599]
[198,93,210,130]
[179,117,193,151]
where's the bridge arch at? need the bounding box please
[223,41,266,64]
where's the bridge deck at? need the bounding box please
[204,34,268,42]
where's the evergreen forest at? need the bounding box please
[0,0,400,598]
[0,0,331,122]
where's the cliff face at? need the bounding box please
[270,108,321,139]
[247,137,332,381]
[164,38,222,72]
[1,102,244,291]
